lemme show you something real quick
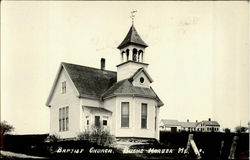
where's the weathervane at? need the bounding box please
[130,10,137,25]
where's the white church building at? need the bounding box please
[46,24,164,140]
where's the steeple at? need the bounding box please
[117,24,148,49]
[116,23,149,81]
[117,24,148,64]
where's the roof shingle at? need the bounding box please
[161,120,180,127]
[201,121,220,126]
[62,62,117,99]
[83,106,112,114]
[160,119,198,128]
[46,62,163,107]
[117,25,148,49]
[102,79,156,98]
[101,78,163,106]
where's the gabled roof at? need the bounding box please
[102,79,154,98]
[128,67,153,83]
[62,62,117,99]
[179,122,197,128]
[83,106,112,114]
[160,119,181,127]
[201,121,220,126]
[46,62,163,107]
[160,119,198,128]
[46,62,117,106]
[101,79,163,107]
[117,25,148,49]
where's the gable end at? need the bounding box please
[45,63,80,107]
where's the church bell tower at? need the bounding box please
[117,19,149,81]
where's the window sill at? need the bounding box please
[120,127,130,129]
[59,130,69,132]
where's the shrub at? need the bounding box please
[77,130,91,141]
[77,126,115,146]
[44,134,61,154]
[45,134,60,143]
[235,126,248,133]
[223,128,231,133]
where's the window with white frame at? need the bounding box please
[141,103,147,129]
[103,116,108,127]
[121,102,129,128]
[59,106,69,131]
[62,81,66,94]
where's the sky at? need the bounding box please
[1,1,249,134]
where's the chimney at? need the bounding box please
[187,119,189,123]
[208,118,211,121]
[101,58,105,70]
[196,120,198,123]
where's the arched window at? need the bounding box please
[121,51,125,62]
[126,49,129,61]
[138,52,140,62]
[133,48,137,61]
[138,50,143,62]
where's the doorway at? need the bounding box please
[95,116,100,127]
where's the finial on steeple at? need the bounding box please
[130,10,137,25]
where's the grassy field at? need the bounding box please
[0,132,249,159]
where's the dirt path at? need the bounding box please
[0,150,47,159]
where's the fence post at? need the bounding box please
[228,136,239,159]
[186,134,202,159]
[219,140,224,159]
[186,134,193,154]
[190,139,202,159]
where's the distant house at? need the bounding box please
[196,118,220,132]
[160,118,220,132]
[160,120,181,132]
[179,120,197,132]
[160,119,196,132]
[46,24,163,140]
